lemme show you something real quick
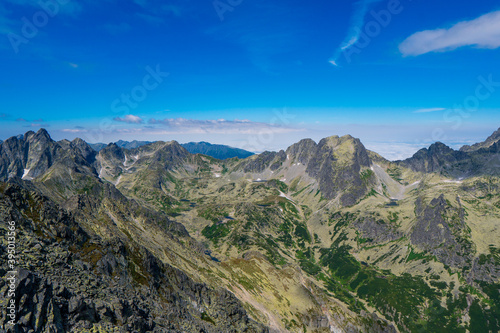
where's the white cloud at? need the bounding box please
[413,107,446,113]
[364,142,428,161]
[113,115,143,124]
[329,0,384,66]
[62,129,87,133]
[400,10,500,56]
[148,118,303,135]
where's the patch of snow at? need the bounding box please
[256,178,261,181]
[409,181,420,186]
[22,169,31,179]
[279,191,295,203]
[214,173,221,178]
[287,154,290,160]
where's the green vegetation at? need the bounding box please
[201,312,216,325]
[202,221,236,245]
[387,167,403,183]
[318,242,473,332]
[406,246,435,263]
[360,169,375,184]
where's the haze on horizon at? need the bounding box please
[1,0,499,160]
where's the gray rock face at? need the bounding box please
[398,142,470,174]
[241,151,286,173]
[285,138,317,165]
[0,183,269,332]
[410,195,473,269]
[354,216,402,244]
[399,128,500,177]
[305,136,372,206]
[0,129,99,182]
[239,135,373,206]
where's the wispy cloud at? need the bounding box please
[133,1,184,25]
[113,115,144,124]
[400,10,500,57]
[62,128,87,133]
[25,123,46,128]
[364,141,428,161]
[413,107,446,113]
[16,118,27,122]
[148,118,302,134]
[330,0,384,66]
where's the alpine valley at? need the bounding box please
[1,128,500,333]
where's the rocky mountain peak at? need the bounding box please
[286,138,317,164]
[71,138,97,164]
[460,127,500,152]
[24,128,52,145]
[317,134,371,167]
[304,135,372,205]
[398,142,469,174]
[99,143,125,163]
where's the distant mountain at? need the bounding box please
[397,142,470,174]
[89,140,254,160]
[460,127,500,152]
[89,140,151,151]
[181,141,254,159]
[397,128,500,177]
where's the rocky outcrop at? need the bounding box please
[0,129,99,183]
[0,182,269,332]
[241,151,287,173]
[305,135,372,206]
[354,216,402,244]
[398,142,470,174]
[461,127,500,152]
[410,195,473,269]
[399,128,500,177]
[285,138,317,165]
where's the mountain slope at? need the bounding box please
[1,128,500,332]
[0,182,267,332]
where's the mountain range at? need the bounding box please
[89,140,255,160]
[0,128,499,332]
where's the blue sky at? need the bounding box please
[1,0,500,160]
